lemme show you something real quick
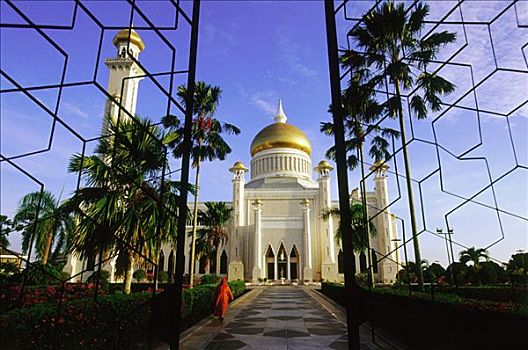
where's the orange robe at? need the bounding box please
[214,280,234,318]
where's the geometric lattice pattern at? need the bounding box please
[333,0,527,268]
[1,1,197,346]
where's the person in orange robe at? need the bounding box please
[214,277,234,321]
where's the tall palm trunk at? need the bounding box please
[189,143,202,288]
[124,254,134,294]
[359,141,374,289]
[394,80,424,291]
[41,231,53,265]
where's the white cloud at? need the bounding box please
[62,102,89,119]
[252,97,276,115]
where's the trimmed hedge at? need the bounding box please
[0,292,151,349]
[321,282,528,349]
[1,280,246,349]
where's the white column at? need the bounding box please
[301,199,313,282]
[287,253,291,280]
[274,252,278,280]
[252,199,263,282]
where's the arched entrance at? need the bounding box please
[265,245,275,280]
[219,250,228,274]
[277,244,288,279]
[290,245,300,280]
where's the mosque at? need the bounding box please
[64,29,400,284]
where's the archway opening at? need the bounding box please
[220,250,228,274]
[290,245,300,280]
[265,245,275,280]
[277,244,287,279]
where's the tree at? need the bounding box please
[193,202,232,274]
[426,262,446,283]
[343,1,457,290]
[65,115,180,294]
[459,247,489,268]
[162,82,240,287]
[0,215,13,248]
[133,269,146,283]
[13,191,73,265]
[321,201,376,254]
[446,262,468,285]
[321,62,399,287]
[506,252,528,274]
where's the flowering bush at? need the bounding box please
[0,283,104,313]
[0,292,151,349]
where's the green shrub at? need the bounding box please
[23,262,62,285]
[228,280,246,299]
[0,292,152,349]
[0,280,246,348]
[86,270,110,290]
[158,271,169,283]
[133,269,146,282]
[200,274,220,285]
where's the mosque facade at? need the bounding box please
[64,29,400,284]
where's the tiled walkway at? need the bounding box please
[179,286,402,350]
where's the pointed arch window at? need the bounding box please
[359,252,367,273]
[220,250,228,274]
[158,250,165,272]
[371,250,378,273]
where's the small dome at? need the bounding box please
[316,160,333,170]
[250,101,311,157]
[229,161,248,172]
[113,29,145,51]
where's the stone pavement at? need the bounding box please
[179,286,404,350]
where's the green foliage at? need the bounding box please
[200,274,220,285]
[13,191,73,264]
[86,270,110,290]
[132,269,146,282]
[459,247,489,267]
[157,271,169,283]
[321,201,376,253]
[0,214,13,248]
[24,262,62,285]
[0,292,152,349]
[446,262,469,285]
[507,252,528,274]
[228,280,246,299]
[64,115,182,294]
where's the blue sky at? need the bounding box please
[1,0,527,266]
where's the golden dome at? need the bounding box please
[250,122,311,156]
[113,29,145,51]
[229,161,248,172]
[316,160,334,170]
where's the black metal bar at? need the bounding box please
[172,0,200,349]
[324,1,360,348]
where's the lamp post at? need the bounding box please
[392,238,411,294]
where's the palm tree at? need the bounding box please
[193,202,232,273]
[0,215,13,248]
[343,1,457,290]
[65,115,179,293]
[459,247,488,268]
[13,190,73,265]
[322,64,399,287]
[162,81,240,286]
[321,201,376,254]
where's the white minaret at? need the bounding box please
[228,161,248,281]
[104,29,145,122]
[371,162,399,283]
[316,160,338,282]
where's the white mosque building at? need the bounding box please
[64,29,400,284]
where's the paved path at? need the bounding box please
[179,286,404,350]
